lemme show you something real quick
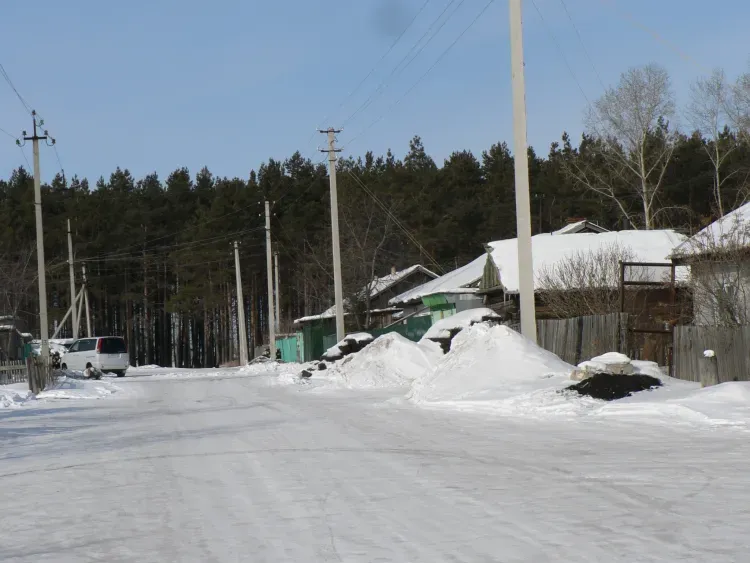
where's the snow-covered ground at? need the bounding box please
[2,359,750,560]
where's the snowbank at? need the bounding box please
[322,332,375,361]
[411,323,574,404]
[36,377,123,401]
[422,308,500,340]
[0,385,34,409]
[328,333,441,389]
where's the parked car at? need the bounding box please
[61,336,129,377]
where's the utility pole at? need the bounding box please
[19,111,52,366]
[264,201,276,359]
[82,263,92,337]
[233,241,249,365]
[67,219,78,338]
[274,249,281,334]
[508,0,537,342]
[319,128,345,342]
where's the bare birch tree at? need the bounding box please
[688,68,747,216]
[570,64,677,229]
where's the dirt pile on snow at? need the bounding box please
[331,332,441,388]
[410,323,574,404]
[422,308,501,352]
[566,373,662,401]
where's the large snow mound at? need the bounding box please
[422,308,500,340]
[411,323,574,404]
[330,332,441,389]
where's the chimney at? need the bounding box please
[391,265,397,275]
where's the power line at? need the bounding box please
[557,0,606,91]
[347,0,496,148]
[596,0,709,74]
[340,0,466,129]
[0,61,33,115]
[346,169,446,275]
[308,0,433,148]
[0,125,16,139]
[73,227,267,264]
[529,0,590,103]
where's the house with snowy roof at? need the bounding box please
[293,265,438,361]
[390,225,687,324]
[671,202,750,325]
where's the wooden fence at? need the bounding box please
[673,325,750,383]
[536,313,630,366]
[0,358,56,392]
[0,360,28,385]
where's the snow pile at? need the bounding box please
[36,376,123,401]
[329,332,441,389]
[238,359,300,377]
[0,385,34,409]
[322,333,374,361]
[410,323,574,406]
[422,308,500,340]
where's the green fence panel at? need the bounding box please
[276,336,298,363]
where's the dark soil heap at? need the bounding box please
[566,372,662,401]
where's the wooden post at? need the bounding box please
[700,350,719,387]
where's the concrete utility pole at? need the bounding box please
[319,128,345,342]
[274,249,281,334]
[82,264,92,337]
[67,219,78,338]
[233,241,249,365]
[20,111,51,364]
[508,0,537,342]
[264,201,276,359]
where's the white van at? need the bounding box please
[61,337,129,377]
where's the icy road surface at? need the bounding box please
[1,368,749,562]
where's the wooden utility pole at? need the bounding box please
[320,128,345,342]
[508,0,537,342]
[233,241,249,365]
[265,201,276,358]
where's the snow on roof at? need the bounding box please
[389,255,486,305]
[672,202,750,257]
[391,230,686,304]
[294,265,436,324]
[551,220,609,235]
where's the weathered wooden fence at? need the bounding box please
[0,357,56,392]
[536,313,630,366]
[673,325,750,382]
[0,360,28,385]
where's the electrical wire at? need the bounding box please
[340,0,466,129]
[73,227,267,263]
[347,0,496,148]
[346,169,446,275]
[0,61,33,115]
[529,0,590,103]
[557,0,606,91]
[0,125,16,139]
[307,0,433,149]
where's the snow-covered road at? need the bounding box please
[1,369,749,562]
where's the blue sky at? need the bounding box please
[1,0,749,184]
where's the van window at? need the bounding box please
[100,337,127,354]
[76,339,97,352]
